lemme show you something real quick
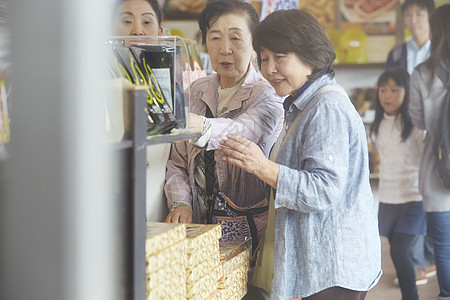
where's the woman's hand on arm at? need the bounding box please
[205,90,283,151]
[165,205,193,223]
[218,133,280,189]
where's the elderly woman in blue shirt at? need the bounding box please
[219,9,381,300]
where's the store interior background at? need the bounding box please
[1,0,449,299]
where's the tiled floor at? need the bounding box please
[366,237,440,300]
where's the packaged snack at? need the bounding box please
[185,223,221,254]
[145,222,186,256]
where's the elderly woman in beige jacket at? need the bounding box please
[164,0,283,224]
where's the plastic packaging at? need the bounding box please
[106,36,191,135]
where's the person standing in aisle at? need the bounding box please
[164,0,283,224]
[386,0,434,73]
[370,68,426,300]
[385,0,436,284]
[219,9,381,300]
[409,4,450,299]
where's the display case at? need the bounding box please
[111,82,200,300]
[105,35,229,300]
[105,36,192,137]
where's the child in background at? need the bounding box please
[371,68,426,300]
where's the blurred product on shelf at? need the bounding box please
[0,75,9,145]
[184,39,207,83]
[169,27,185,38]
[300,0,338,29]
[353,0,398,19]
[107,41,178,135]
[163,0,208,20]
[340,27,368,63]
[327,26,371,64]
[350,87,375,117]
[199,52,213,75]
[369,151,380,174]
[326,28,342,63]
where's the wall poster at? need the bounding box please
[161,0,208,20]
[300,0,399,63]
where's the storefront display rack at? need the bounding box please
[107,35,205,299]
[114,85,199,300]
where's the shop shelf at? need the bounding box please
[146,131,201,146]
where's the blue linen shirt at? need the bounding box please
[270,75,382,299]
[406,38,430,75]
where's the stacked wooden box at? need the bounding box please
[145,222,186,300]
[216,241,251,300]
[185,224,222,300]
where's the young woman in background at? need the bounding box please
[410,4,450,299]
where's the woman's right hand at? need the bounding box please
[219,133,280,189]
[165,205,193,223]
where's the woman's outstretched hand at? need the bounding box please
[219,133,279,189]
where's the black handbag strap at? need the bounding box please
[204,105,216,200]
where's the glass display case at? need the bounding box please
[105,36,191,136]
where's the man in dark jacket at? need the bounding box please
[386,0,434,74]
